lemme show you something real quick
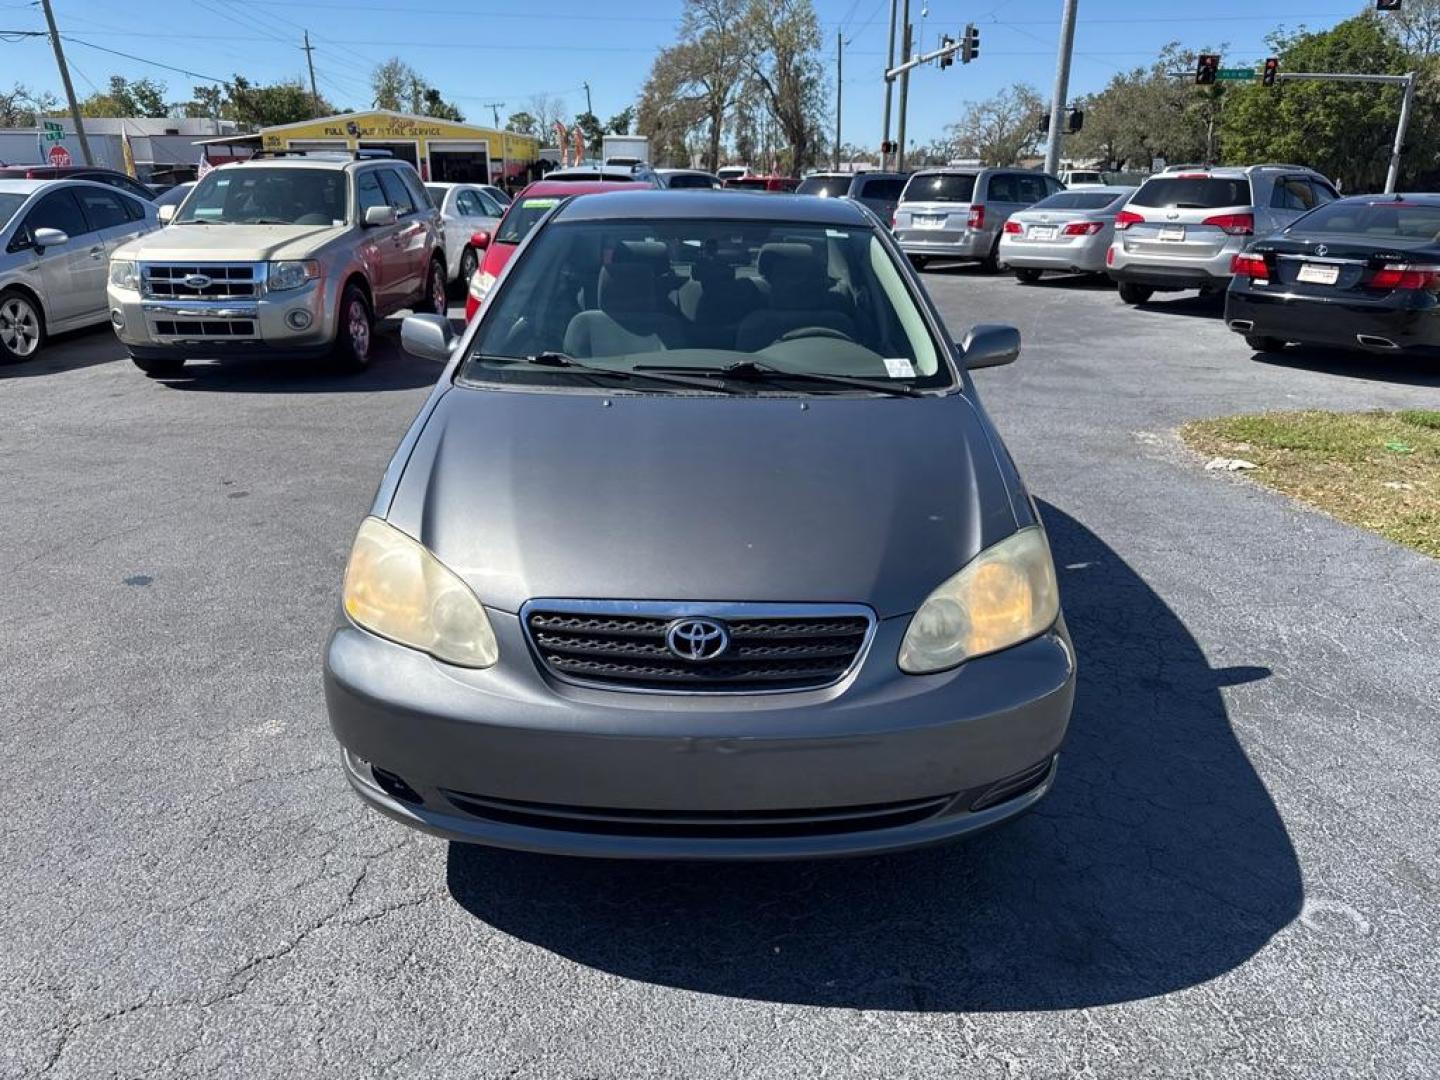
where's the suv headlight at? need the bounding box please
[898,526,1059,674]
[109,259,139,291]
[267,259,320,292]
[342,517,498,668]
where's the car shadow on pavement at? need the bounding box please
[0,325,120,380]
[445,501,1302,1011]
[1128,292,1226,319]
[1251,346,1440,388]
[148,330,442,393]
[1016,273,1115,291]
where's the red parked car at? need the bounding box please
[464,179,635,320]
[723,174,800,193]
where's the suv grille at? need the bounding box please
[142,264,258,300]
[524,604,873,693]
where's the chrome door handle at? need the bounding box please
[89,246,104,259]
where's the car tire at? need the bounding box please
[1118,282,1153,305]
[909,254,929,271]
[131,355,186,377]
[0,288,45,364]
[1014,268,1043,284]
[424,258,448,317]
[457,247,478,294]
[978,239,1002,274]
[1245,335,1286,353]
[333,283,373,373]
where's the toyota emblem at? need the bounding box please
[665,618,730,662]
[184,273,212,289]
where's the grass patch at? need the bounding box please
[1181,410,1440,558]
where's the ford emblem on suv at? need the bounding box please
[665,618,730,661]
[183,273,212,290]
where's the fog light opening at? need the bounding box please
[371,766,422,805]
[286,308,313,331]
[110,309,125,330]
[969,757,1055,812]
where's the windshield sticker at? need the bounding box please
[883,357,917,379]
[523,198,559,210]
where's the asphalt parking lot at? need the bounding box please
[3,271,1438,1079]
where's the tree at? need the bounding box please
[606,106,635,136]
[1222,16,1414,191]
[527,92,569,142]
[0,83,58,127]
[183,85,226,120]
[78,76,169,118]
[940,83,1044,165]
[421,87,464,122]
[680,0,751,170]
[1385,0,1440,56]
[638,46,707,166]
[743,0,828,175]
[572,110,606,157]
[228,76,329,128]
[506,110,538,136]
[371,57,421,112]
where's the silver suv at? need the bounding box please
[107,153,447,375]
[893,167,1063,272]
[1107,164,1339,304]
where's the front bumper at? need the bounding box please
[324,610,1076,859]
[107,279,336,358]
[1225,286,1440,352]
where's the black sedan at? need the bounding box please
[1225,193,1440,355]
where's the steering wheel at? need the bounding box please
[776,325,854,343]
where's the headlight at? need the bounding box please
[267,259,320,292]
[341,517,498,668]
[468,270,496,302]
[109,259,139,290]
[898,526,1059,674]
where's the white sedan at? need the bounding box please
[425,183,505,288]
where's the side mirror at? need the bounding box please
[470,230,491,250]
[364,205,398,227]
[31,227,69,250]
[401,313,457,363]
[961,323,1021,370]
[157,204,176,224]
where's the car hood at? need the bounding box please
[111,222,344,263]
[384,387,1021,618]
[479,240,518,277]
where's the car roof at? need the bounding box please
[552,189,871,226]
[0,178,52,195]
[656,168,717,176]
[516,180,638,199]
[1050,184,1134,195]
[225,155,383,171]
[0,177,141,197]
[1332,192,1440,206]
[0,165,121,177]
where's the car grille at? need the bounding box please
[442,789,954,839]
[523,603,873,693]
[152,319,256,338]
[142,264,259,300]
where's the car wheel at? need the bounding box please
[425,258,448,317]
[978,239,1002,274]
[457,247,478,294]
[0,289,44,363]
[1118,282,1154,305]
[909,254,929,271]
[1014,268,1043,284]
[1244,335,1286,353]
[333,283,373,373]
[131,355,186,377]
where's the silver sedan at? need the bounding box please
[999,185,1135,282]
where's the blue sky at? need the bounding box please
[2,0,1361,146]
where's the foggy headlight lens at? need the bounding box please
[468,270,496,302]
[109,259,139,290]
[341,517,498,668]
[898,527,1059,674]
[267,260,320,292]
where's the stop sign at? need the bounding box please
[46,144,72,167]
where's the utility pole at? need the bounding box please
[583,82,593,117]
[1388,71,1417,194]
[39,0,92,166]
[834,32,843,170]
[487,102,505,128]
[881,0,898,169]
[302,31,320,114]
[1043,0,1078,178]
[897,7,912,172]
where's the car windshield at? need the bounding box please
[547,172,636,183]
[175,167,347,225]
[902,173,976,203]
[1032,191,1125,211]
[1130,177,1251,209]
[1067,172,1103,184]
[1291,200,1440,240]
[666,174,718,189]
[496,195,562,244]
[797,176,850,197]
[460,216,950,393]
[0,193,26,231]
[425,185,448,208]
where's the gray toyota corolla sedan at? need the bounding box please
[324,190,1075,859]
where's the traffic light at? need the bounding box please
[1068,109,1084,134]
[1376,0,1402,11]
[1196,53,1219,85]
[961,23,979,63]
[1262,57,1279,87]
[939,34,955,69]
[881,140,895,154]
[1036,113,1049,135]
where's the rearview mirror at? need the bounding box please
[961,323,1021,370]
[401,313,457,363]
[470,230,491,249]
[365,205,398,227]
[157,204,176,224]
[31,227,69,250]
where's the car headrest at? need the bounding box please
[689,257,735,288]
[615,240,669,268]
[757,242,822,283]
[598,262,659,314]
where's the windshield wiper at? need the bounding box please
[480,352,744,394]
[248,217,295,225]
[637,358,923,397]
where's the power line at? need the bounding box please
[60,35,227,82]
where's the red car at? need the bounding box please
[723,174,800,193]
[464,179,635,321]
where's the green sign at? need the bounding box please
[42,120,64,142]
[1215,68,1255,81]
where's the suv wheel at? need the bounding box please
[909,254,929,272]
[457,247,479,294]
[978,238,1002,274]
[333,284,373,372]
[0,289,44,363]
[425,259,448,317]
[131,355,186,377]
[1245,335,1287,353]
[1118,282,1153,305]
[1014,268,1043,284]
